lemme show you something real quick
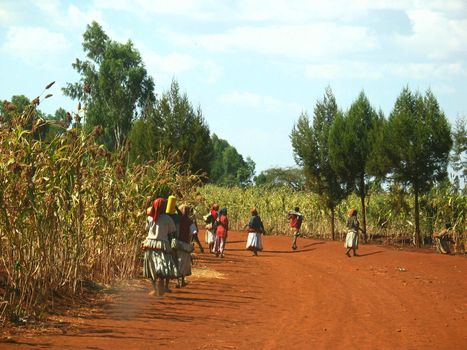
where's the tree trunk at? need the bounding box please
[330,205,335,241]
[414,187,421,248]
[359,173,367,243]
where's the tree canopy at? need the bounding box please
[63,21,155,151]
[387,87,452,246]
[291,87,351,239]
[254,167,305,190]
[209,134,255,186]
[328,91,383,241]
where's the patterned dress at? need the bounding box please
[142,214,178,279]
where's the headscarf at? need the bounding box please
[152,198,167,222]
[347,208,357,217]
[211,203,220,211]
[250,207,258,216]
[219,208,227,216]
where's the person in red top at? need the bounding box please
[214,208,228,258]
[288,207,303,250]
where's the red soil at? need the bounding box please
[1,231,466,349]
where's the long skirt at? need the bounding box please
[246,232,263,251]
[176,250,192,276]
[205,229,216,244]
[345,230,358,249]
[213,236,226,254]
[142,238,178,279]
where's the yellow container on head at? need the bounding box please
[166,195,176,214]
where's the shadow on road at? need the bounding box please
[357,250,384,257]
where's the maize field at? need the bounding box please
[0,101,202,323]
[197,184,466,250]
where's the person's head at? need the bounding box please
[251,207,258,216]
[152,198,167,221]
[219,208,227,216]
[179,204,192,216]
[212,203,219,211]
[347,208,357,217]
[294,207,300,212]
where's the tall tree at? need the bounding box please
[63,21,155,151]
[291,87,351,239]
[210,134,255,186]
[328,91,383,242]
[387,88,452,247]
[154,80,213,176]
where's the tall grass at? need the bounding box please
[198,184,466,250]
[0,96,201,322]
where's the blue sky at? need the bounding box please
[1,0,466,173]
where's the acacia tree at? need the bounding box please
[63,21,155,151]
[291,87,351,240]
[328,91,384,242]
[254,167,305,190]
[387,88,452,247]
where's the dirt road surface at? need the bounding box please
[1,231,466,349]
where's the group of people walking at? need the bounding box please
[142,198,199,296]
[142,197,363,296]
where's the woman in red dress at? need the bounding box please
[214,208,228,258]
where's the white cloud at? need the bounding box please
[304,61,467,81]
[305,62,384,80]
[93,0,221,20]
[201,62,223,84]
[218,91,302,114]
[173,24,378,60]
[140,47,199,80]
[395,9,467,59]
[65,5,105,29]
[2,26,71,67]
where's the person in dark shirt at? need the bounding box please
[345,208,361,257]
[246,208,265,256]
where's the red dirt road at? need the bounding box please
[2,231,466,349]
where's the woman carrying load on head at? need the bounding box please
[345,208,362,257]
[142,198,178,296]
[214,208,229,258]
[246,208,265,256]
[288,207,303,250]
[205,203,219,253]
[176,204,194,288]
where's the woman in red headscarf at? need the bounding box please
[142,198,178,296]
